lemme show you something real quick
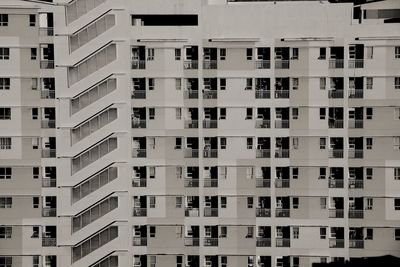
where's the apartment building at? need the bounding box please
[0,0,399,267]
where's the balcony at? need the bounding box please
[255,120,271,128]
[39,27,54,36]
[41,90,55,99]
[275,208,290,217]
[41,120,56,129]
[348,89,364,99]
[132,120,146,128]
[349,239,364,248]
[132,149,146,158]
[203,90,217,99]
[256,237,271,247]
[348,120,363,129]
[349,210,364,219]
[256,208,271,217]
[275,90,289,99]
[256,149,271,158]
[204,207,218,217]
[348,59,364,68]
[42,207,56,217]
[203,149,218,158]
[40,60,54,69]
[42,178,56,188]
[204,237,218,246]
[132,237,147,246]
[348,149,363,159]
[184,179,199,188]
[184,60,198,69]
[329,238,345,248]
[203,120,217,129]
[328,179,344,188]
[42,237,56,247]
[184,237,200,246]
[256,179,270,188]
[329,209,344,218]
[348,179,363,189]
[255,90,271,99]
[275,149,289,158]
[131,60,145,69]
[275,238,290,247]
[329,120,344,129]
[255,60,271,69]
[185,208,200,217]
[275,179,290,188]
[184,149,199,158]
[275,120,289,128]
[132,208,147,217]
[184,120,199,129]
[203,179,218,188]
[132,179,147,187]
[42,149,56,158]
[184,90,198,99]
[203,60,217,69]
[329,59,344,69]
[329,149,343,158]
[131,90,146,99]
[275,60,290,69]
[328,90,344,99]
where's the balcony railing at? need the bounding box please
[131,60,145,69]
[184,120,199,129]
[42,207,56,217]
[349,209,364,219]
[40,60,54,69]
[42,237,56,247]
[328,90,344,99]
[329,59,344,69]
[328,120,344,129]
[41,89,55,99]
[131,90,146,99]
[349,239,364,248]
[203,120,218,128]
[184,237,200,246]
[204,207,218,217]
[131,119,146,128]
[203,149,218,158]
[256,237,271,247]
[204,237,218,246]
[255,60,271,69]
[42,178,56,187]
[256,149,271,158]
[184,60,198,69]
[184,179,199,188]
[132,237,147,246]
[275,179,290,188]
[328,179,344,188]
[184,90,199,99]
[132,207,147,217]
[275,149,289,158]
[275,120,289,128]
[41,119,56,129]
[255,90,271,99]
[276,238,290,247]
[42,148,56,158]
[275,208,290,217]
[256,208,271,217]
[184,148,199,158]
[39,27,54,36]
[255,120,271,128]
[329,238,345,248]
[132,149,146,158]
[348,59,364,68]
[185,208,200,217]
[203,60,217,69]
[203,179,218,188]
[203,90,217,99]
[348,89,364,99]
[348,179,363,189]
[348,149,363,159]
[275,60,290,69]
[329,209,344,218]
[256,179,271,188]
[329,149,343,158]
[275,90,289,99]
[348,119,363,129]
[132,179,147,187]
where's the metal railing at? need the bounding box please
[328,120,344,129]
[256,208,271,217]
[132,237,147,246]
[42,207,56,217]
[185,208,200,217]
[255,120,271,128]
[42,178,56,187]
[348,119,363,129]
[184,179,199,188]
[42,149,56,158]
[256,237,271,247]
[204,237,218,246]
[184,60,198,69]
[329,209,344,218]
[275,208,290,217]
[131,60,146,69]
[132,208,147,217]
[184,149,199,158]
[41,89,55,99]
[184,120,199,129]
[39,27,54,36]
[256,149,271,158]
[349,239,364,248]
[255,90,271,99]
[328,90,344,99]
[184,237,200,246]
[203,60,217,69]
[329,149,343,158]
[255,60,271,69]
[203,149,218,158]
[131,119,146,128]
[275,149,290,158]
[275,238,290,247]
[42,237,56,247]
[275,179,290,188]
[203,179,218,188]
[275,90,290,99]
[329,59,344,69]
[348,59,364,68]
[204,207,218,217]
[132,149,146,158]
[203,120,218,128]
[275,60,290,69]
[131,90,146,99]
[348,149,363,159]
[348,89,364,99]
[349,209,364,219]
[348,179,363,189]
[132,179,147,187]
[329,179,344,188]
[256,179,271,188]
[40,60,54,69]
[329,238,345,248]
[275,120,289,128]
[184,90,199,99]
[203,90,217,99]
[41,119,56,129]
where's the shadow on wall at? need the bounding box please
[313,255,400,267]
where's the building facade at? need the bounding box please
[0,0,400,266]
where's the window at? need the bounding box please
[32,226,39,238]
[320,77,326,90]
[319,168,326,179]
[395,77,400,89]
[32,167,39,179]
[0,167,11,179]
[175,78,181,90]
[395,229,400,240]
[220,78,226,90]
[246,48,252,60]
[366,107,373,119]
[320,197,326,209]
[32,197,39,208]
[395,168,400,180]
[245,108,253,120]
[319,48,326,60]
[247,197,253,208]
[366,137,373,149]
[148,78,154,90]
[395,198,400,210]
[320,228,326,239]
[366,46,373,59]
[220,137,226,150]
[175,108,182,119]
[220,196,227,208]
[246,226,254,238]
[293,227,299,239]
[246,137,253,149]
[394,137,400,149]
[0,137,11,149]
[31,78,37,90]
[175,137,182,149]
[292,168,298,179]
[0,108,10,120]
[292,197,299,209]
[395,46,400,59]
[0,78,10,90]
[366,168,373,180]
[245,78,252,90]
[31,108,38,120]
[292,137,298,149]
[31,48,37,60]
[366,77,373,89]
[149,226,156,237]
[32,138,38,150]
[366,228,373,240]
[149,108,155,120]
[220,226,227,238]
[147,48,154,60]
[319,108,326,119]
[292,108,298,120]
[320,137,326,149]
[220,48,226,60]
[0,14,8,26]
[0,48,10,60]
[219,108,226,119]
[292,78,299,90]
[0,226,12,238]
[175,49,181,60]
[366,198,373,210]
[175,196,182,208]
[29,14,36,27]
[0,257,12,267]
[149,196,156,208]
[0,197,12,208]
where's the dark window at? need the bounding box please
[0,14,8,26]
[131,14,198,26]
[246,48,253,60]
[319,48,326,59]
[29,14,36,27]
[31,48,37,60]
[0,48,10,60]
[0,78,10,90]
